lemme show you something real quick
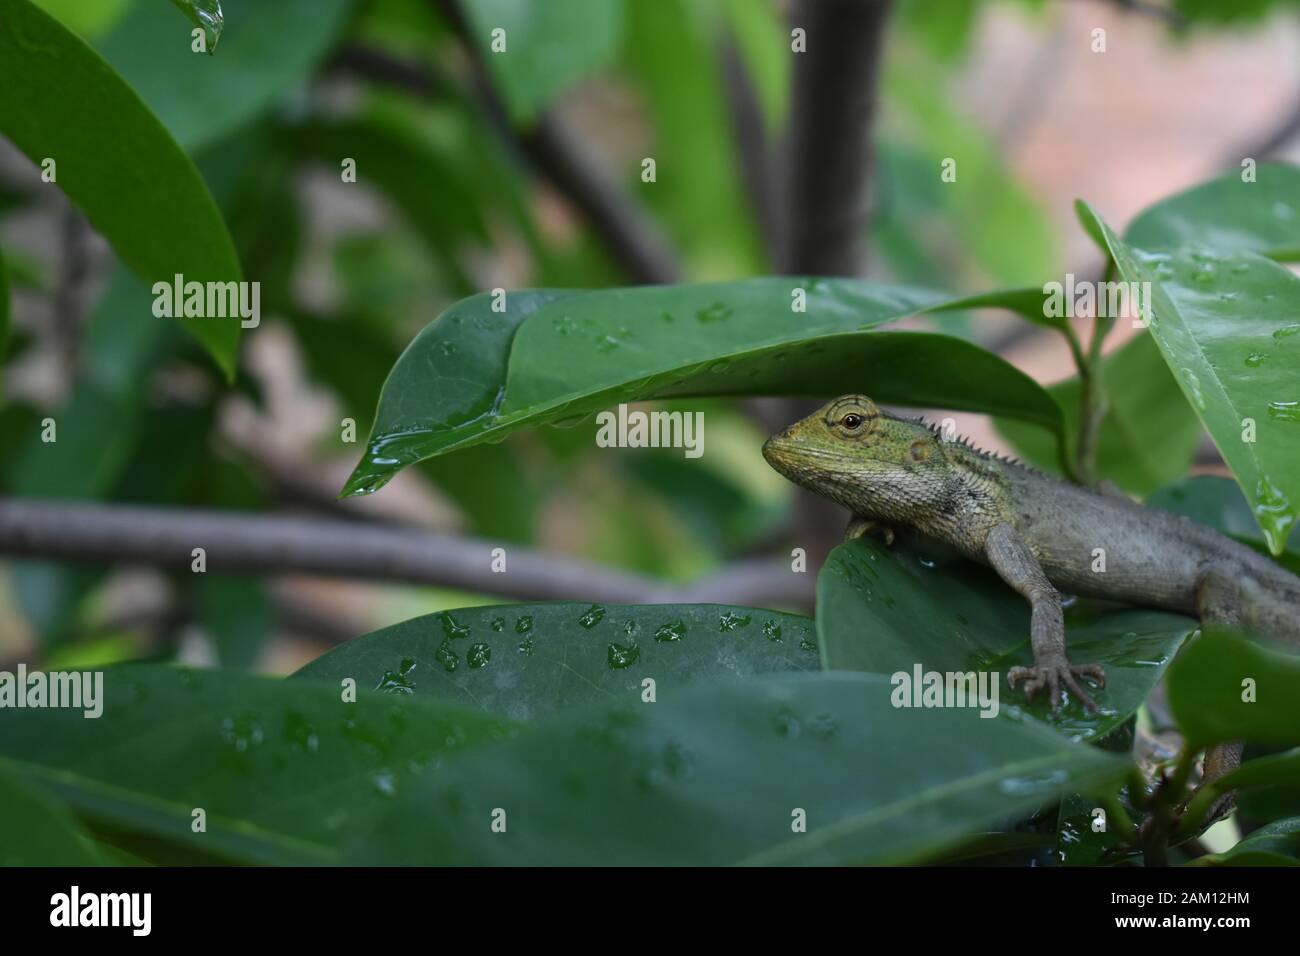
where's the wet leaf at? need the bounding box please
[346,672,1127,865]
[0,770,105,866]
[1083,203,1300,554]
[294,602,820,720]
[1166,629,1300,748]
[1189,817,1300,867]
[1125,163,1300,261]
[816,537,1195,741]
[0,0,242,377]
[166,0,222,52]
[98,0,353,152]
[0,665,515,864]
[341,281,1064,497]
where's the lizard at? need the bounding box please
[762,394,1300,808]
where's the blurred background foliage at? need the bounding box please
[1,0,1298,675]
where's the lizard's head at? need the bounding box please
[761,394,948,515]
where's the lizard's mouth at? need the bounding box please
[762,436,841,482]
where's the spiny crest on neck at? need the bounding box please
[911,414,1047,478]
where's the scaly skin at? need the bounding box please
[763,395,1300,807]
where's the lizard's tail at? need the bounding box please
[1250,564,1300,648]
[1198,560,1300,649]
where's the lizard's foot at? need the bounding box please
[845,516,895,546]
[1007,659,1106,713]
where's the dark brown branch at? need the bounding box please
[772,0,895,568]
[0,499,812,609]
[776,0,893,275]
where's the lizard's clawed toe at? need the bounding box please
[1008,660,1106,714]
[1074,663,1106,686]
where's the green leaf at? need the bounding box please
[1189,817,1300,867]
[1125,163,1300,260]
[936,286,1066,332]
[816,538,1195,741]
[997,332,1202,495]
[1222,747,1300,825]
[294,603,820,720]
[1082,203,1300,554]
[341,288,574,495]
[0,770,105,866]
[342,281,1064,497]
[346,672,1126,865]
[1055,790,1140,867]
[0,0,242,377]
[31,0,131,38]
[166,0,223,52]
[0,664,515,864]
[97,0,353,152]
[1166,629,1300,748]
[458,0,623,125]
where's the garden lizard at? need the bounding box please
[762,395,1300,725]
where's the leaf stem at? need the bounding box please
[1101,791,1138,843]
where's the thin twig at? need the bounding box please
[413,0,684,284]
[52,208,90,378]
[0,499,813,609]
[333,41,681,284]
[1074,314,1113,486]
[719,33,777,265]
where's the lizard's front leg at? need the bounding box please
[984,523,1105,713]
[845,515,895,545]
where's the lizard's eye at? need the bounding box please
[841,414,864,430]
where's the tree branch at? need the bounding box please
[776,0,893,275]
[772,0,895,568]
[0,499,811,610]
